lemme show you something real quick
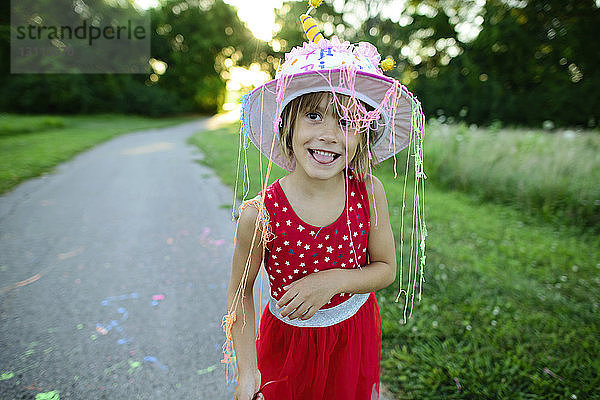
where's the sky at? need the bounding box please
[133,0,282,41]
[223,0,283,41]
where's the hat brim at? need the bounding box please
[244,69,424,172]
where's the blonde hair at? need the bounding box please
[278,91,378,181]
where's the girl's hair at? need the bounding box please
[278,91,379,181]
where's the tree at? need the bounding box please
[1,0,259,115]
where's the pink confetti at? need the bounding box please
[152,294,165,301]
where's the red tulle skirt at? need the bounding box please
[256,292,382,400]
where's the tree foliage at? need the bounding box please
[273,0,599,128]
[2,0,598,125]
[416,0,600,127]
[1,0,259,116]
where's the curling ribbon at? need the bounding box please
[300,14,323,44]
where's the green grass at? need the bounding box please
[189,122,600,399]
[424,120,600,232]
[0,113,199,194]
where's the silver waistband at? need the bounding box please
[268,292,371,328]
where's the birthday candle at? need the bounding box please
[300,14,323,44]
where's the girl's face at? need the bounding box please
[291,96,360,181]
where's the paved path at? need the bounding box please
[0,119,272,399]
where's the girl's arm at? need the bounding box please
[227,200,265,399]
[277,175,396,321]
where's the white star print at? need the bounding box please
[275,262,279,266]
[343,235,348,241]
[294,269,299,274]
[325,235,330,240]
[288,275,293,279]
[359,223,363,228]
[276,222,280,227]
[299,254,304,258]
[276,247,282,252]
[274,202,279,207]
[300,263,305,267]
[297,240,302,246]
[341,263,346,267]
[326,246,333,253]
[272,255,277,259]
[353,232,358,237]
[284,241,289,246]
[317,244,323,249]
[304,244,310,250]
[314,260,319,264]
[267,193,272,199]
[357,203,362,209]
[276,269,281,273]
[324,257,330,262]
[303,270,308,274]
[349,206,353,211]
[314,269,319,272]
[282,207,287,212]
[285,261,290,265]
[351,191,355,196]
[286,220,291,226]
[298,225,305,232]
[310,231,315,236]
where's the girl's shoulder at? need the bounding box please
[362,173,384,196]
[238,189,277,246]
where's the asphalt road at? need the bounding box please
[0,119,270,400]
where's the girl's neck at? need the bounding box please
[283,168,346,200]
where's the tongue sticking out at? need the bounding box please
[312,151,336,164]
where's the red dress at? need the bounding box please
[255,169,382,400]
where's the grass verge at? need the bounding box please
[424,120,600,232]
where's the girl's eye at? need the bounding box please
[339,119,357,130]
[306,112,322,121]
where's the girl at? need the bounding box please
[223,6,425,399]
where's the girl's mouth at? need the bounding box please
[308,149,341,165]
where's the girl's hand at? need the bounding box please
[276,270,341,321]
[233,370,263,400]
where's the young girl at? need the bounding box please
[223,5,426,400]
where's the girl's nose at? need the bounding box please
[318,118,340,142]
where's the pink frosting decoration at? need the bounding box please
[356,42,382,71]
[280,36,385,77]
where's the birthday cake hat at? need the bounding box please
[223,0,427,384]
